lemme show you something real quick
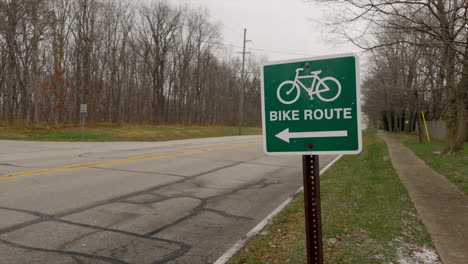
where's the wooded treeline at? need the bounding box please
[0,0,262,127]
[316,0,468,152]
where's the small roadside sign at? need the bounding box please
[262,53,362,264]
[261,53,362,155]
[80,104,87,113]
[80,104,87,141]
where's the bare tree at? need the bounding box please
[314,0,467,152]
[0,0,263,129]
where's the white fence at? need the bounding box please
[417,119,446,141]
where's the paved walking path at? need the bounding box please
[379,131,468,264]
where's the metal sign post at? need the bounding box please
[302,155,323,264]
[80,104,87,141]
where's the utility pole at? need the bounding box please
[238,28,250,135]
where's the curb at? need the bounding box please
[213,154,343,264]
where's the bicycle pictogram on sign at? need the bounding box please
[277,68,341,105]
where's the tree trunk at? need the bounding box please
[443,47,462,153]
[454,41,468,149]
[386,111,392,132]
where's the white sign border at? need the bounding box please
[261,53,362,156]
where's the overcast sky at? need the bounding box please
[172,0,362,62]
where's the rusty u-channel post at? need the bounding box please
[302,155,323,264]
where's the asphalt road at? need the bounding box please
[0,136,337,264]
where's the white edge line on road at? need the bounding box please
[213,154,344,264]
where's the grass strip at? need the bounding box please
[0,125,261,142]
[392,133,467,194]
[228,129,439,264]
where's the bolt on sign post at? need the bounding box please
[261,54,362,264]
[80,104,87,141]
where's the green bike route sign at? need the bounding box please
[261,53,362,155]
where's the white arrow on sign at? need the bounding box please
[276,128,348,143]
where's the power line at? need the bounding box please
[180,2,313,57]
[217,41,313,57]
[248,46,314,57]
[203,9,242,37]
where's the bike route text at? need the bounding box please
[269,108,353,121]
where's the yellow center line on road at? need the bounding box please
[0,141,261,180]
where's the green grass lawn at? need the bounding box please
[392,133,468,194]
[228,129,438,264]
[0,125,262,142]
